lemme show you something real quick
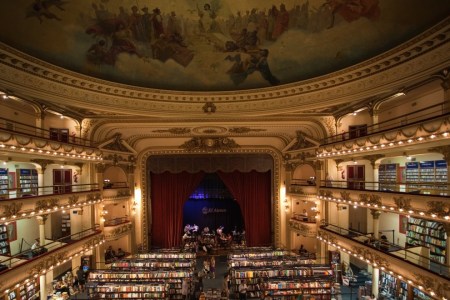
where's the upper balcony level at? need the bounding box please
[317,101,450,159]
[0,116,102,162]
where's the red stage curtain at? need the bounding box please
[218,170,271,246]
[150,171,205,248]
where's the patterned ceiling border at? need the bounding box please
[137,147,282,252]
[0,18,448,115]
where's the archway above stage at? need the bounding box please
[147,154,274,249]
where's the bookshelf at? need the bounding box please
[16,169,38,197]
[229,264,333,299]
[378,164,399,191]
[88,282,168,299]
[379,272,398,300]
[406,217,446,264]
[19,279,39,300]
[111,258,195,269]
[413,287,432,300]
[61,212,71,237]
[0,168,8,199]
[0,224,10,255]
[136,252,196,259]
[405,160,448,193]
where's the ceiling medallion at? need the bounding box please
[180,137,239,151]
[203,102,216,114]
[192,126,227,134]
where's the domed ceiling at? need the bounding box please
[0,0,449,92]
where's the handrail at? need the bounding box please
[321,102,448,145]
[104,217,130,227]
[0,116,93,146]
[0,226,101,274]
[321,223,450,279]
[316,180,449,196]
[0,183,100,200]
[103,181,129,189]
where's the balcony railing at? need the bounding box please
[0,183,100,200]
[0,116,93,146]
[318,180,449,196]
[0,226,101,274]
[321,223,450,279]
[103,181,129,189]
[104,217,130,227]
[321,101,448,145]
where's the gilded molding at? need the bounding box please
[351,246,389,269]
[180,137,239,151]
[138,148,282,251]
[427,200,450,217]
[35,198,60,211]
[0,19,448,115]
[413,274,450,300]
[104,223,132,240]
[1,202,23,218]
[393,196,412,211]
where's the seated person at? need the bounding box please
[116,248,125,258]
[31,239,40,257]
[105,246,116,261]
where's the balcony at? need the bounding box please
[0,184,101,225]
[289,216,317,238]
[318,226,449,299]
[317,102,450,158]
[102,182,131,203]
[0,117,102,162]
[103,218,132,241]
[0,227,104,289]
[317,183,449,224]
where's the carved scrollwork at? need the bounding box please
[180,137,239,151]
[340,191,351,200]
[393,196,412,211]
[68,195,79,205]
[35,198,59,211]
[1,202,23,217]
[413,273,450,299]
[351,246,389,269]
[28,251,68,275]
[427,200,450,217]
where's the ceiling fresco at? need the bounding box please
[0,0,449,92]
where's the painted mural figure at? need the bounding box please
[197,3,218,33]
[272,4,289,40]
[151,8,165,39]
[28,0,66,23]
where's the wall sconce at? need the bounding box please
[403,152,412,160]
[131,201,138,215]
[284,199,289,211]
[100,206,108,222]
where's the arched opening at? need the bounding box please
[103,165,128,188]
[147,154,274,249]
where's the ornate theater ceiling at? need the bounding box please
[0,0,449,92]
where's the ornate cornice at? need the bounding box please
[180,137,240,151]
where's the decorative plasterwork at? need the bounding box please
[289,219,317,237]
[317,191,450,224]
[229,127,267,134]
[0,19,448,116]
[0,192,103,225]
[317,115,450,158]
[180,137,239,151]
[351,245,390,270]
[138,148,282,252]
[152,128,191,134]
[104,222,133,241]
[0,130,102,161]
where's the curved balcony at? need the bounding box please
[318,224,449,299]
[103,218,132,241]
[102,182,132,204]
[317,182,450,225]
[0,227,104,289]
[288,179,317,196]
[289,216,317,237]
[0,116,101,161]
[317,102,450,158]
[0,184,101,225]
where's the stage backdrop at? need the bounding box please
[183,198,244,234]
[150,170,271,248]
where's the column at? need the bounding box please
[40,274,47,300]
[371,209,381,239]
[36,215,47,245]
[35,111,45,137]
[438,69,450,113]
[372,267,379,298]
[315,160,323,188]
[127,164,137,254]
[444,224,450,268]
